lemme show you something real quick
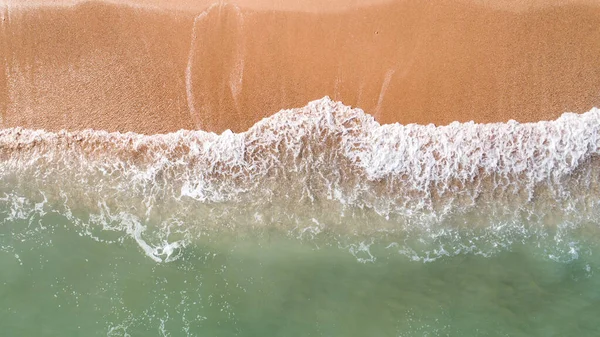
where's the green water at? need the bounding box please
[2,211,600,336]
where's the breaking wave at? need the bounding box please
[2,97,600,262]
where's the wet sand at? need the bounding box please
[1,0,600,134]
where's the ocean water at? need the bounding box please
[2,97,600,336]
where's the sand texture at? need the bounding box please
[1,0,599,134]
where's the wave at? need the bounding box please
[1,97,600,261]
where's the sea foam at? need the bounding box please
[1,97,600,261]
[1,97,599,214]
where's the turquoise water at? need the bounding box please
[2,99,600,335]
[2,210,600,336]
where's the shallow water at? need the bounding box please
[2,98,600,336]
[2,211,600,336]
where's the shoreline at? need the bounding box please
[1,0,600,134]
[1,97,599,135]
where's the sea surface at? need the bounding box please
[2,98,600,336]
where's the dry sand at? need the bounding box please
[1,0,600,134]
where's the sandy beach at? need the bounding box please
[1,0,599,134]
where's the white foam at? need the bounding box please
[1,98,599,213]
[1,97,600,262]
